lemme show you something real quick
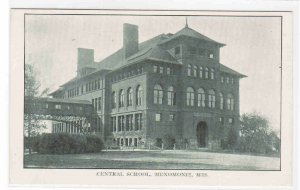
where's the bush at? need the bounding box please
[28,133,104,154]
[162,135,176,150]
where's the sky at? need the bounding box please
[25,14,281,132]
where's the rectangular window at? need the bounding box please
[169,114,175,122]
[221,76,224,83]
[228,118,234,124]
[220,117,224,124]
[153,65,158,73]
[167,67,171,75]
[155,113,161,122]
[160,66,164,74]
[55,104,61,109]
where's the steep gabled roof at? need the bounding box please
[220,64,247,78]
[94,34,171,71]
[159,26,225,46]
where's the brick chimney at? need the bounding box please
[77,48,94,76]
[123,23,139,59]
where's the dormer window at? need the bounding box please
[175,46,181,55]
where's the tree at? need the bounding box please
[238,112,280,154]
[24,64,46,154]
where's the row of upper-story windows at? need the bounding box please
[153,65,173,75]
[111,85,143,109]
[186,87,234,110]
[154,85,176,106]
[152,84,234,110]
[221,76,235,84]
[187,46,215,59]
[174,46,215,59]
[111,67,144,83]
[187,64,215,79]
[66,78,104,98]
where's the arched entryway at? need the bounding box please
[196,121,208,148]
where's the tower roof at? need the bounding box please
[159,26,225,46]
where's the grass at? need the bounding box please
[24,150,280,170]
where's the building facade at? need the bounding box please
[50,23,246,149]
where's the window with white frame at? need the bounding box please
[219,93,224,110]
[169,114,175,121]
[119,89,125,107]
[187,64,192,76]
[127,87,133,106]
[55,104,61,109]
[205,67,209,79]
[186,87,195,106]
[154,84,163,104]
[193,65,197,77]
[155,113,161,122]
[208,89,216,108]
[199,66,203,78]
[136,85,142,106]
[167,86,176,106]
[211,68,215,79]
[227,93,234,111]
[197,88,205,107]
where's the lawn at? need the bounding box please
[24,150,280,170]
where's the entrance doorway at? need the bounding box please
[196,121,208,147]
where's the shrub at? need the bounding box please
[162,135,176,150]
[28,133,104,154]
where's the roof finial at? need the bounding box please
[185,16,189,28]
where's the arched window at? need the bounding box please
[197,88,205,107]
[187,64,192,76]
[227,94,234,111]
[211,68,215,79]
[193,65,197,77]
[186,87,195,106]
[205,67,209,79]
[208,89,216,108]
[154,84,163,104]
[119,89,125,107]
[219,93,224,110]
[136,85,142,106]
[112,91,116,108]
[167,86,176,105]
[199,66,203,78]
[127,87,133,106]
